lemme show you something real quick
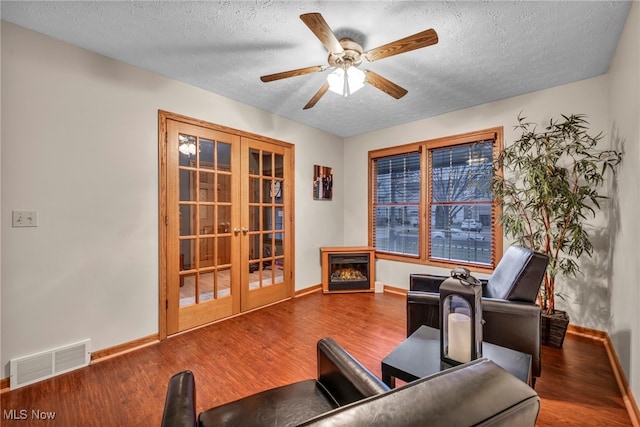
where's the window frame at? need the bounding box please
[368,127,503,272]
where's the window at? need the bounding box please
[369,128,503,271]
[371,152,421,256]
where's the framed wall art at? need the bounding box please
[313,165,333,200]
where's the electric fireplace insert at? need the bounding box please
[320,247,375,294]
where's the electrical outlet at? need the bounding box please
[12,210,38,227]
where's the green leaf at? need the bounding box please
[492,112,623,311]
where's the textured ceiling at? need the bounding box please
[1,1,632,138]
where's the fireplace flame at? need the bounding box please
[331,268,366,281]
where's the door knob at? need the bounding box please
[242,227,249,233]
[233,227,241,234]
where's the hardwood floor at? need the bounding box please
[1,291,633,426]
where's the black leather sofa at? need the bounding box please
[407,245,549,386]
[161,337,540,426]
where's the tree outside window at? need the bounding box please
[429,142,494,265]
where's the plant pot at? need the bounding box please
[541,310,570,348]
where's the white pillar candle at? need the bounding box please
[455,307,470,317]
[448,312,471,363]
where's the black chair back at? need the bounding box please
[485,246,549,303]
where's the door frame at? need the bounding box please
[158,110,296,339]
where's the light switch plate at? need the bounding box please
[12,210,38,227]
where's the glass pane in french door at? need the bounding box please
[178,134,233,307]
[247,148,285,291]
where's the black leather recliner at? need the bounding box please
[161,337,540,427]
[162,337,388,427]
[407,245,549,385]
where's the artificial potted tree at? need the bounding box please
[492,113,622,348]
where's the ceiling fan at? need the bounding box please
[260,13,438,110]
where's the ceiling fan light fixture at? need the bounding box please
[327,66,365,97]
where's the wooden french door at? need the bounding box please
[241,138,292,311]
[160,112,293,336]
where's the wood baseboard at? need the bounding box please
[91,334,159,364]
[300,283,409,296]
[1,377,9,394]
[568,324,640,426]
[295,284,322,297]
[382,284,407,296]
[567,324,608,340]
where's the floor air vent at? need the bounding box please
[10,339,91,389]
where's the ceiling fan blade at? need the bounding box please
[303,82,330,110]
[260,65,326,82]
[300,13,344,54]
[363,29,438,62]
[365,70,408,99]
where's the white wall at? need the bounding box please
[608,0,640,405]
[0,21,344,377]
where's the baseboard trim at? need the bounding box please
[382,284,407,296]
[295,284,322,297]
[567,324,640,426]
[91,334,159,364]
[567,324,607,340]
[299,283,409,296]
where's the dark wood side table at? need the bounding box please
[381,325,532,388]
